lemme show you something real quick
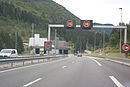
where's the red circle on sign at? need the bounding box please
[45,42,51,49]
[83,20,90,28]
[66,20,74,27]
[122,44,129,51]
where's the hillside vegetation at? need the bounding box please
[0,0,129,54]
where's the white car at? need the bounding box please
[0,49,18,58]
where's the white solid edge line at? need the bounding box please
[109,76,124,87]
[0,57,70,73]
[23,78,42,87]
[93,59,102,66]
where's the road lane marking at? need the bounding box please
[62,66,67,68]
[92,59,102,66]
[109,76,124,87]
[23,78,42,87]
[72,61,75,64]
[0,57,70,74]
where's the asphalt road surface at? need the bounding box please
[0,55,130,87]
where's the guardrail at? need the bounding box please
[0,55,68,70]
[86,55,130,66]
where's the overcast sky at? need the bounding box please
[53,0,130,25]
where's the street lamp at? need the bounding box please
[119,8,122,57]
[94,31,97,54]
[103,29,105,56]
[55,29,57,55]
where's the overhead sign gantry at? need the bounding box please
[47,20,128,57]
[48,20,127,43]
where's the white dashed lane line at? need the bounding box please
[109,76,124,87]
[62,66,67,68]
[72,61,75,64]
[92,59,102,66]
[23,78,42,87]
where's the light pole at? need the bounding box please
[94,32,97,54]
[15,32,18,50]
[119,8,122,58]
[103,29,105,57]
[32,23,34,47]
[32,23,34,38]
[55,29,57,55]
[86,38,88,50]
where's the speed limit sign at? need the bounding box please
[64,20,76,29]
[44,41,52,51]
[81,20,93,30]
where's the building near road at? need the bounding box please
[29,34,48,55]
[29,34,47,47]
[52,37,71,54]
[28,34,71,55]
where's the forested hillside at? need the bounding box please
[0,0,129,53]
[0,0,104,53]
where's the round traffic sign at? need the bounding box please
[66,20,74,27]
[83,20,90,28]
[122,44,129,51]
[45,42,52,49]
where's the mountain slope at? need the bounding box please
[0,0,109,52]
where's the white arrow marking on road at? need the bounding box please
[62,66,67,68]
[23,78,42,87]
[109,76,124,87]
[72,61,75,64]
[92,59,102,66]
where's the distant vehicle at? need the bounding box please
[0,49,18,58]
[77,53,82,57]
[40,48,44,56]
[74,53,77,56]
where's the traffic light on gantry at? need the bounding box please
[81,20,93,30]
[64,20,76,29]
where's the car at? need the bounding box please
[0,49,18,58]
[74,53,77,56]
[77,53,82,57]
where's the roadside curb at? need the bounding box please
[105,58,130,67]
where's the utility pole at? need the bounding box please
[94,32,96,54]
[119,8,122,58]
[55,29,57,55]
[32,23,35,47]
[87,39,88,50]
[80,40,82,53]
[32,23,34,38]
[15,32,18,50]
[86,38,88,50]
[32,23,35,54]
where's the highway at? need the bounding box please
[0,55,130,87]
